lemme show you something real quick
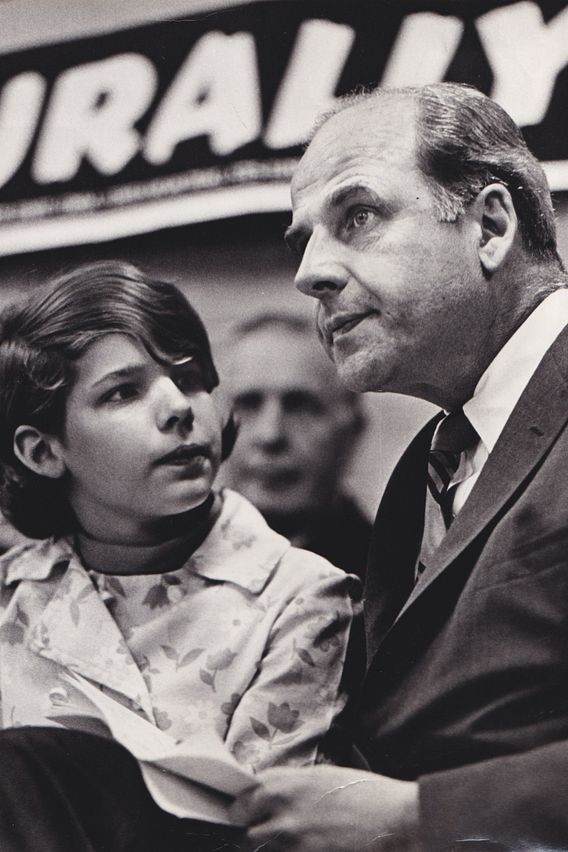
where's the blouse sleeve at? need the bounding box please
[224,566,360,773]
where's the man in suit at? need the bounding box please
[231,83,568,850]
[222,310,370,579]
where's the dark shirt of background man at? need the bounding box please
[222,312,371,580]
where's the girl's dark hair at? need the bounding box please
[0,260,236,539]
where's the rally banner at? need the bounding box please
[0,0,567,255]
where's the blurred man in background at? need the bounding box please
[222,311,370,579]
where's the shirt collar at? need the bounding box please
[183,489,290,593]
[1,537,74,586]
[464,288,568,454]
[1,489,290,596]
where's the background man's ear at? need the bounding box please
[221,412,239,461]
[13,425,66,479]
[473,183,518,274]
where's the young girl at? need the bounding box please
[0,261,358,852]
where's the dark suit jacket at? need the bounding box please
[356,323,568,850]
[297,494,371,582]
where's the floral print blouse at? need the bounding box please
[0,490,359,773]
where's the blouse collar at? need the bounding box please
[1,489,291,597]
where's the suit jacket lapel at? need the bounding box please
[364,414,441,662]
[392,324,568,626]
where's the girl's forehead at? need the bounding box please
[73,333,204,384]
[81,332,146,358]
[74,334,152,383]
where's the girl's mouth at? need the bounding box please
[156,443,211,466]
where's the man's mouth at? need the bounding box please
[325,312,372,341]
[156,444,211,466]
[245,463,301,487]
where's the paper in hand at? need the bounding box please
[48,670,256,824]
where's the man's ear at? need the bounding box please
[472,183,518,274]
[13,425,66,479]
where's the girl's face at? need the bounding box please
[58,333,222,541]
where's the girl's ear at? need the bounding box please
[13,425,66,479]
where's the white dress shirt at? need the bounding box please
[419,288,568,569]
[455,287,568,514]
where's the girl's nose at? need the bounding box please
[156,377,194,433]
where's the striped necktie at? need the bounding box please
[427,408,479,528]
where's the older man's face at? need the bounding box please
[287,98,488,403]
[224,326,358,516]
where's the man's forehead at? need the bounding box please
[230,327,347,398]
[291,96,418,203]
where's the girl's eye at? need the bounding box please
[102,383,139,403]
[174,365,206,393]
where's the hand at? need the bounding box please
[230,764,420,852]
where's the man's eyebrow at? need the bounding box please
[91,364,145,388]
[328,182,386,210]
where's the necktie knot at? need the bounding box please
[428,409,478,524]
[431,408,478,455]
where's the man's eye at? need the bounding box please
[294,238,309,259]
[283,391,323,416]
[102,383,138,403]
[348,207,374,229]
[284,229,306,259]
[234,392,262,414]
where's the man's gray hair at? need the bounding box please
[316,82,562,266]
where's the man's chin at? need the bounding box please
[330,343,397,393]
[333,357,379,393]
[247,488,308,518]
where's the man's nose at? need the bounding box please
[156,377,194,433]
[254,399,286,449]
[294,229,347,299]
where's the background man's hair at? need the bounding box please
[232,309,314,338]
[316,82,562,266]
[225,308,365,443]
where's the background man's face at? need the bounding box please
[288,98,489,402]
[224,325,358,516]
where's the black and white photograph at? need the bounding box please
[1,1,568,849]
